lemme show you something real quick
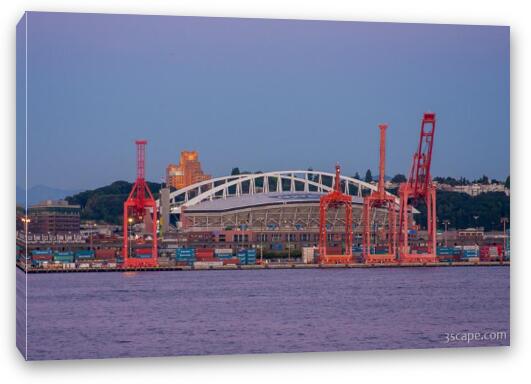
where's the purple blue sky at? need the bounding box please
[17,12,509,190]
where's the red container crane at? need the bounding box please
[122,140,158,268]
[318,163,353,264]
[398,113,438,263]
[362,123,397,264]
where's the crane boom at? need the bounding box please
[408,112,436,199]
[398,112,438,263]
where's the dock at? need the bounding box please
[17,261,510,274]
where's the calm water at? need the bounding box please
[16,266,509,361]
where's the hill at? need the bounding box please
[414,190,510,231]
[65,181,509,230]
[65,181,163,225]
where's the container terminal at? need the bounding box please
[16,112,510,273]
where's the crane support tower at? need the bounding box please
[122,140,158,267]
[318,164,353,264]
[398,113,438,263]
[362,124,397,264]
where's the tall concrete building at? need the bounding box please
[166,151,211,190]
[159,187,170,234]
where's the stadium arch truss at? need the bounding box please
[161,171,401,233]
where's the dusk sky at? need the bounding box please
[17,12,509,190]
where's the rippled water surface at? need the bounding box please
[16,266,509,360]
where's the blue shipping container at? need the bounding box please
[75,254,95,260]
[32,249,52,256]
[76,250,95,256]
[55,251,74,257]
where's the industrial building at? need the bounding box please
[27,200,81,235]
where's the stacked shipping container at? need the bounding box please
[175,248,196,265]
[238,249,257,265]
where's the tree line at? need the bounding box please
[66,174,509,230]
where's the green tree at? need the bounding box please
[354,172,361,180]
[416,191,509,231]
[391,174,407,183]
[364,169,373,183]
[473,175,490,184]
[231,167,240,176]
[505,176,510,189]
[65,180,163,225]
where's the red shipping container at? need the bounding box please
[195,249,214,257]
[175,261,190,266]
[32,255,53,261]
[326,247,342,254]
[95,249,117,259]
[196,255,218,262]
[135,248,152,255]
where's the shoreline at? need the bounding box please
[16,261,510,274]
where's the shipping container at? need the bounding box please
[238,249,257,265]
[76,250,95,256]
[32,254,53,261]
[195,248,214,257]
[53,255,74,263]
[222,258,240,265]
[32,249,52,256]
[214,248,233,255]
[54,251,74,257]
[196,255,218,262]
[175,248,196,265]
[95,248,117,259]
[134,248,152,255]
[175,261,190,267]
[326,246,342,254]
[75,250,95,260]
[216,253,235,259]
[193,261,223,269]
[133,253,155,259]
[302,247,316,264]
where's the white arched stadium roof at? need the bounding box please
[161,170,399,214]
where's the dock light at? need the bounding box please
[21,217,31,243]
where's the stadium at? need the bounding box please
[162,170,402,254]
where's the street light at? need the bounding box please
[128,217,134,258]
[21,216,31,239]
[257,217,264,263]
[21,216,31,267]
[90,223,97,251]
[443,220,450,247]
[500,217,509,262]
[283,220,291,263]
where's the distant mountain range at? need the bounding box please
[16,185,82,206]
